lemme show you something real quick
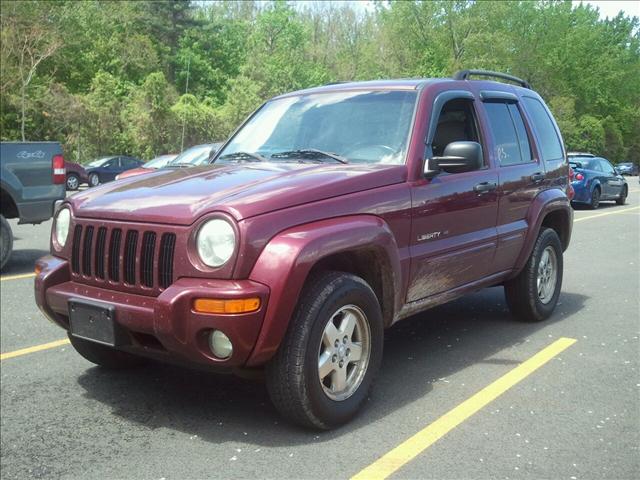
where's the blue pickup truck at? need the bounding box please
[1,142,66,269]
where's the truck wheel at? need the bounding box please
[0,214,13,270]
[589,187,600,209]
[616,185,627,205]
[504,228,563,322]
[66,173,80,191]
[68,334,146,369]
[89,173,100,187]
[266,271,383,429]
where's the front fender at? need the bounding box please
[512,188,573,276]
[246,214,402,366]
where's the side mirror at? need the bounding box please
[424,141,483,177]
[614,168,621,175]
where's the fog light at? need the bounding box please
[209,330,233,359]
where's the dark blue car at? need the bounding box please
[86,155,144,187]
[569,154,628,209]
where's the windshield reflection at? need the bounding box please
[216,90,417,165]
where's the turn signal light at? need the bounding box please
[193,297,261,314]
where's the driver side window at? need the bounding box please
[432,98,482,165]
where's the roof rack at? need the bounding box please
[453,70,532,89]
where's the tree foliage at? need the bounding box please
[0,0,638,164]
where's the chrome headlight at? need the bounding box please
[196,218,236,267]
[54,207,71,249]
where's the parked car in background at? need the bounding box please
[165,143,222,169]
[0,141,66,269]
[616,162,638,176]
[64,160,89,191]
[36,71,574,428]
[115,154,178,180]
[85,155,144,186]
[569,156,628,209]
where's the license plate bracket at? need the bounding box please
[68,298,126,347]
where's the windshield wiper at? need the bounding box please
[270,149,348,164]
[218,151,269,163]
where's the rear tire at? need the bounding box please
[589,187,601,209]
[66,173,80,191]
[0,214,13,270]
[504,228,563,322]
[68,334,146,369]
[616,186,627,205]
[89,173,100,187]
[266,271,384,429]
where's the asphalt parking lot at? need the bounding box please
[1,181,639,480]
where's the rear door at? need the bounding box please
[480,93,545,273]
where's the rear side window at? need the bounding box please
[522,97,564,162]
[484,102,532,166]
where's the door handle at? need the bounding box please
[473,182,497,194]
[531,172,545,183]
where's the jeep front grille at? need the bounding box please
[70,223,176,295]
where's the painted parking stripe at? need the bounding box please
[0,339,70,361]
[574,205,640,223]
[351,337,577,480]
[0,272,36,282]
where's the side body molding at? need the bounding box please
[511,188,573,277]
[246,215,402,366]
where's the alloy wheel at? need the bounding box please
[537,246,558,304]
[317,304,371,401]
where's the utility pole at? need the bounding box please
[180,55,191,153]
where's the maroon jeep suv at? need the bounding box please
[35,70,573,429]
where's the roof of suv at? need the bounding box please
[275,77,533,99]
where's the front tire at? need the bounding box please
[266,271,384,429]
[89,173,100,187]
[504,228,563,322]
[0,214,13,270]
[68,334,146,369]
[616,186,628,205]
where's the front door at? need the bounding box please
[600,159,624,198]
[407,94,499,302]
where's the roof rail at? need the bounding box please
[453,70,532,89]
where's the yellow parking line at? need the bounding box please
[351,337,577,480]
[0,272,36,282]
[574,205,640,223]
[0,338,70,361]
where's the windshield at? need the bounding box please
[145,154,177,169]
[88,157,113,167]
[216,90,417,165]
[168,145,214,166]
[618,163,632,167]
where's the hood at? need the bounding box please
[68,162,406,225]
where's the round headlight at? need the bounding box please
[54,207,71,249]
[196,218,236,267]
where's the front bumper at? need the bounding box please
[35,256,270,368]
